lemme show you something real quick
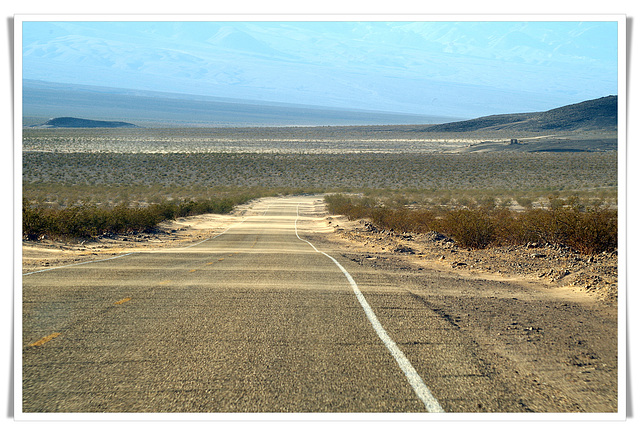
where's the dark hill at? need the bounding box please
[421,96,617,133]
[37,117,138,128]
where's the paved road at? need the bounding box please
[21,196,547,414]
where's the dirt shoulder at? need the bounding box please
[326,215,618,305]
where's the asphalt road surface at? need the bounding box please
[21,195,614,414]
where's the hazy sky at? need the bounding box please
[21,19,620,118]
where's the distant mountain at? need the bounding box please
[22,80,459,127]
[35,117,139,128]
[421,96,617,132]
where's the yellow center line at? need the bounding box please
[29,332,60,347]
[189,269,197,272]
[114,297,132,305]
[158,280,172,285]
[206,262,214,265]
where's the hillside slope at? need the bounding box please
[421,96,617,132]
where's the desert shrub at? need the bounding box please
[103,205,158,234]
[22,204,161,240]
[175,198,236,216]
[518,208,563,246]
[566,207,617,254]
[437,209,496,249]
[22,200,51,240]
[491,208,527,245]
[149,202,179,220]
[408,209,437,233]
[323,194,617,254]
[518,205,617,254]
[371,207,412,233]
[22,196,252,241]
[325,194,376,220]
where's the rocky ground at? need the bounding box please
[327,215,618,304]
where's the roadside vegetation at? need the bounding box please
[22,129,618,250]
[325,193,617,255]
[22,195,257,241]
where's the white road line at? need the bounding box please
[294,203,445,413]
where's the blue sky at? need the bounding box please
[21,19,620,119]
